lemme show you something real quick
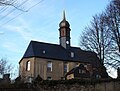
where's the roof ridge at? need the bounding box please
[31,40,59,46]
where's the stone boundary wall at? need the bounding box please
[36,80,120,91]
[0,79,120,91]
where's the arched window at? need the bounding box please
[26,61,30,71]
[61,29,66,36]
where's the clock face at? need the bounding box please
[66,41,69,44]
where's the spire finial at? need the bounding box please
[63,10,66,20]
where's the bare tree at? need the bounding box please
[0,0,15,5]
[106,0,120,52]
[80,0,120,70]
[104,0,120,69]
[0,58,13,75]
[0,0,28,12]
[80,14,113,65]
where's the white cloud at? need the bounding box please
[2,42,22,53]
[3,16,33,41]
[0,31,4,35]
[5,25,32,40]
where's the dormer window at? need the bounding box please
[43,50,46,54]
[71,52,74,58]
[26,60,30,71]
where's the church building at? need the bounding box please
[19,12,108,81]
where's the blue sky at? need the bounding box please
[1,0,116,78]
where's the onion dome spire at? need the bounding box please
[63,10,66,20]
[59,11,71,49]
[59,11,70,28]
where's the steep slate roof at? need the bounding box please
[22,40,101,68]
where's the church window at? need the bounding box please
[47,61,52,72]
[61,29,66,36]
[64,62,68,73]
[63,30,64,36]
[96,74,101,78]
[26,61,30,71]
[61,30,64,36]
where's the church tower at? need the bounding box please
[59,11,71,49]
